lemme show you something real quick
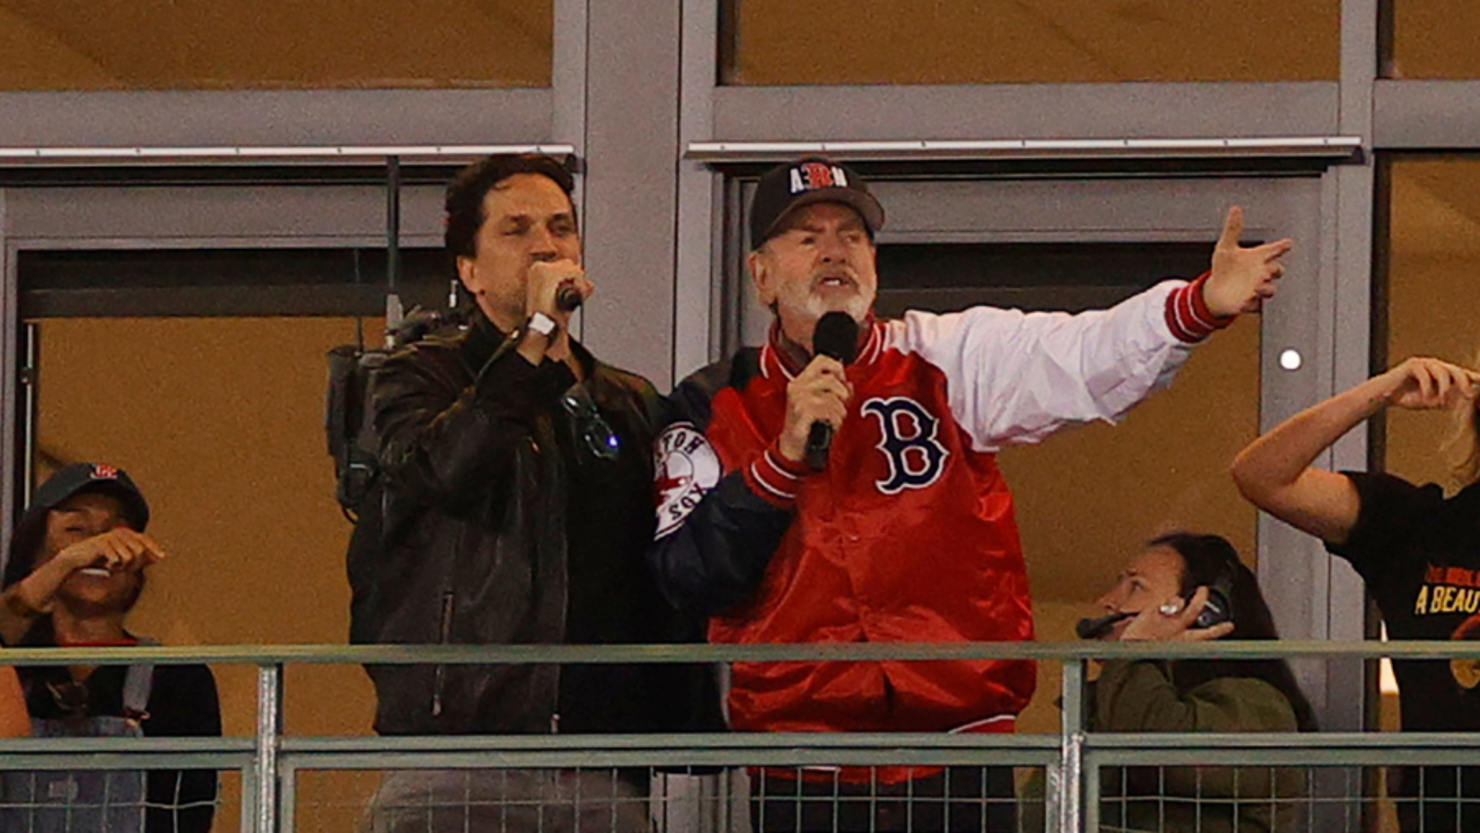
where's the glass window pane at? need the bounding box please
[1386,1,1480,79]
[722,0,1338,85]
[1383,156,1480,485]
[0,0,551,91]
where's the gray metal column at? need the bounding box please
[674,0,723,382]
[553,0,591,340]
[1255,0,1377,732]
[1255,1,1378,826]
[252,663,284,833]
[1326,0,1380,726]
[0,189,16,573]
[552,0,591,165]
[577,0,683,385]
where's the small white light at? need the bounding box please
[1279,349,1303,371]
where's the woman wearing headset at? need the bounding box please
[1082,532,1317,833]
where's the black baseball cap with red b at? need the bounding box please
[749,157,886,250]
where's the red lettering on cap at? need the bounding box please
[92,464,120,480]
[799,162,836,191]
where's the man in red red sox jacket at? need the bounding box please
[649,157,1292,832]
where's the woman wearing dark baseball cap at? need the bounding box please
[1,462,157,641]
[0,462,221,833]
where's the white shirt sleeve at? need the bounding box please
[893,280,1194,452]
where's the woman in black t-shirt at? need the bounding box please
[1233,356,1480,833]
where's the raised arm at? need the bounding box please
[1232,357,1480,545]
[904,208,1292,450]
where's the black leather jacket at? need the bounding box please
[353,311,717,736]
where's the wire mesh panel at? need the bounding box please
[362,767,652,833]
[1086,760,1480,833]
[293,763,1045,833]
[1096,762,1323,832]
[750,765,1022,832]
[1391,764,1480,833]
[0,765,225,832]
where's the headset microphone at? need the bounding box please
[1074,610,1136,640]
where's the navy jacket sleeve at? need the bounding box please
[650,471,794,617]
[647,355,795,618]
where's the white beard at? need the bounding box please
[789,287,873,328]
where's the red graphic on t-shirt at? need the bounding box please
[1426,564,1480,588]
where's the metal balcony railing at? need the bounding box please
[0,640,1475,832]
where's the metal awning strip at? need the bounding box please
[686,136,1363,163]
[0,143,577,165]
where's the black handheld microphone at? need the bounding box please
[805,312,860,472]
[556,285,583,313]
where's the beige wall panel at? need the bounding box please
[1390,1,1480,80]
[727,0,1338,85]
[1370,154,1480,833]
[1019,599,1080,736]
[0,0,552,90]
[0,7,116,88]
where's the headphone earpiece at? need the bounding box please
[1189,557,1237,630]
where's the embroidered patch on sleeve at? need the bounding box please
[654,422,723,540]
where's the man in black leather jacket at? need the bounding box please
[354,154,717,833]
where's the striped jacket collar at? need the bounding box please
[760,314,885,381]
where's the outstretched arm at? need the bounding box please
[907,207,1294,450]
[1232,357,1480,545]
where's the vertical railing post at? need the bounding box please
[1055,659,1086,833]
[254,662,283,833]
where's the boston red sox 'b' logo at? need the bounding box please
[861,397,949,494]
